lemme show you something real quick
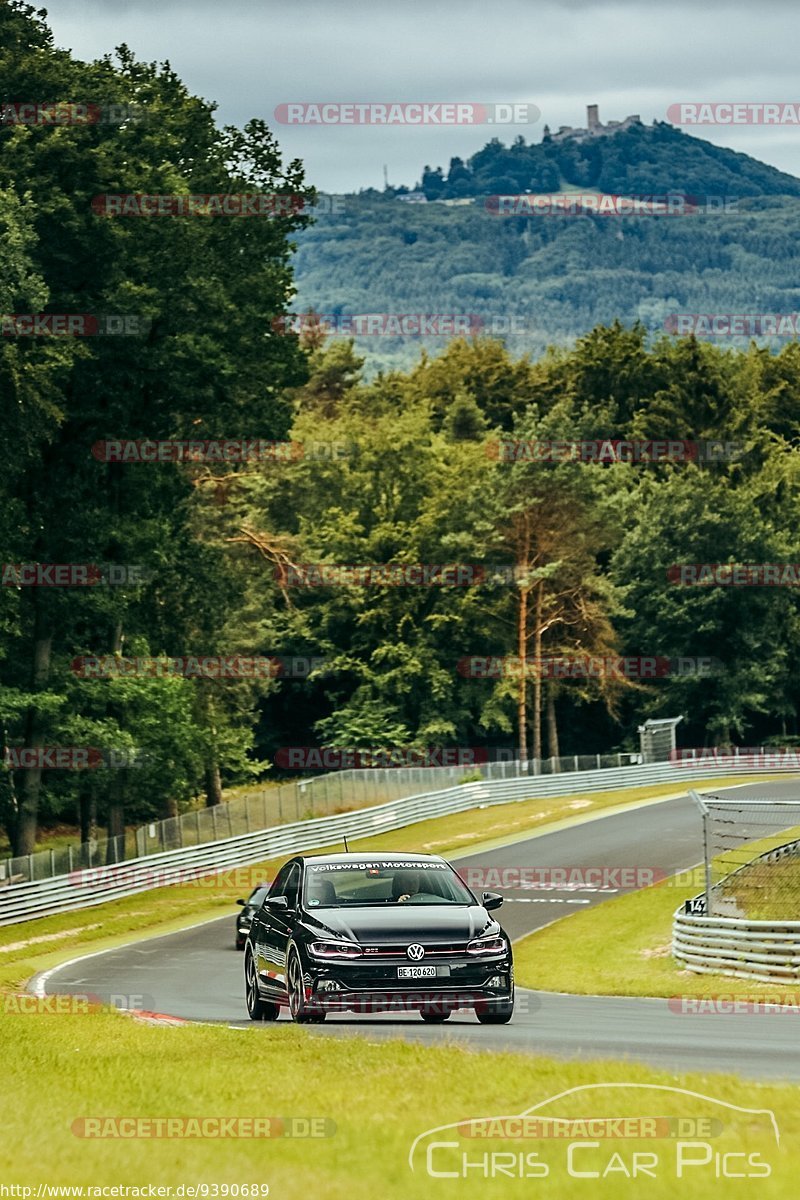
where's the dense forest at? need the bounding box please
[416,119,800,200]
[2,1,800,856]
[294,191,800,374]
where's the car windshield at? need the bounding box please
[248,887,269,906]
[303,861,475,907]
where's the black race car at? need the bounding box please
[243,852,514,1024]
[235,884,270,950]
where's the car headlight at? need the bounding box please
[308,940,363,959]
[466,935,507,957]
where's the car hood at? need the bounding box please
[302,905,498,943]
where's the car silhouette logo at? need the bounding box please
[407,944,425,961]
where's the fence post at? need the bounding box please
[211,806,218,840]
[29,853,34,882]
[50,849,55,878]
[245,795,251,833]
[69,845,74,872]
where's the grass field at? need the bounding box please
[0,1008,797,1198]
[2,773,797,1198]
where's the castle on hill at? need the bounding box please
[545,104,644,143]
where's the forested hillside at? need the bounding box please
[293,125,800,373]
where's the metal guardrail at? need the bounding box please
[2,757,794,928]
[674,837,800,983]
[673,912,800,983]
[0,752,644,884]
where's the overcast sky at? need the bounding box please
[37,0,800,192]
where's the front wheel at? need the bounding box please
[245,948,279,1021]
[475,991,514,1025]
[420,1006,452,1023]
[287,950,326,1024]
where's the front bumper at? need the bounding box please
[304,953,513,1013]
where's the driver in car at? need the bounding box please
[394,869,422,903]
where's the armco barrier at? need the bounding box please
[673,836,800,983]
[1,758,797,927]
[673,911,800,983]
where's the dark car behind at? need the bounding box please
[235,884,270,950]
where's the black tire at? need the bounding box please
[245,948,279,1021]
[287,949,325,1024]
[420,1006,452,1023]
[475,995,514,1025]
[235,936,245,951]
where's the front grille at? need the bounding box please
[362,942,468,957]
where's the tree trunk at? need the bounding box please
[79,789,97,845]
[0,719,19,849]
[532,584,544,761]
[546,685,560,761]
[517,585,528,760]
[106,797,125,864]
[104,619,126,864]
[13,607,52,856]
[204,759,224,807]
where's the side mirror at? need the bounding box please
[265,895,289,910]
[482,891,503,911]
[236,898,246,906]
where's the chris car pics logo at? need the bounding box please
[408,1084,779,1180]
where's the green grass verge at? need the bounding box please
[0,775,762,995]
[716,822,800,919]
[0,1010,798,1197]
[1,774,798,1197]
[513,869,800,999]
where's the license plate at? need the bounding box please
[397,965,449,978]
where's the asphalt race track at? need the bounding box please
[36,781,800,1079]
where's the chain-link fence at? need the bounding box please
[689,788,800,919]
[0,750,643,886]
